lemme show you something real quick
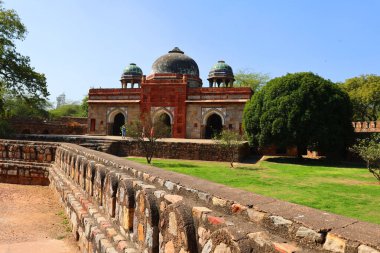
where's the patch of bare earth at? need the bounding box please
[0,183,79,253]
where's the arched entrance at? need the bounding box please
[205,113,223,139]
[112,113,125,136]
[156,113,172,137]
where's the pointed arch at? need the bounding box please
[152,107,173,125]
[107,108,127,123]
[202,109,225,125]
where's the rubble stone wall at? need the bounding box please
[51,143,380,253]
[1,139,380,253]
[117,140,250,162]
[0,140,57,185]
[14,135,250,162]
[9,117,88,135]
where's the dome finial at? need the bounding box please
[169,47,184,54]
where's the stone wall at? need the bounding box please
[0,140,57,162]
[0,161,50,185]
[50,142,380,253]
[1,139,380,252]
[0,140,57,185]
[13,135,250,162]
[116,140,250,162]
[10,117,87,135]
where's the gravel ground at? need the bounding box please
[0,183,79,253]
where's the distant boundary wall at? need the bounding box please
[0,139,379,252]
[13,134,250,162]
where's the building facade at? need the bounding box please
[88,47,252,138]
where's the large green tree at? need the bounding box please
[234,69,270,92]
[49,103,82,118]
[243,72,353,157]
[3,93,50,119]
[0,1,48,113]
[0,1,48,136]
[339,75,380,121]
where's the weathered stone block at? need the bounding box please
[323,234,346,253]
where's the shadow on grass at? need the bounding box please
[265,157,367,169]
[151,163,198,169]
[239,155,263,165]
[235,166,264,171]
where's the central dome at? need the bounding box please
[151,47,199,76]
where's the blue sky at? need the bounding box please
[5,0,380,104]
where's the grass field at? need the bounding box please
[127,157,380,224]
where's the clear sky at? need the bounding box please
[5,0,380,104]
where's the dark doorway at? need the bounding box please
[159,113,171,127]
[112,113,125,136]
[90,118,96,132]
[158,113,172,137]
[205,113,223,139]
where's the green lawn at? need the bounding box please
[127,157,380,224]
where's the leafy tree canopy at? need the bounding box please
[49,103,83,118]
[0,1,48,101]
[351,134,380,183]
[0,1,48,136]
[214,129,244,168]
[234,69,270,92]
[339,74,380,121]
[243,72,353,157]
[81,95,88,117]
[3,92,51,119]
[126,112,171,164]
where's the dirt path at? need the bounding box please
[0,183,79,253]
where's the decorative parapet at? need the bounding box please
[353,121,380,133]
[187,87,252,101]
[88,88,141,101]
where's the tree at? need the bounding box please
[234,69,270,92]
[49,103,83,118]
[3,93,50,119]
[351,134,380,183]
[214,129,243,168]
[0,1,48,102]
[339,75,380,121]
[81,95,88,117]
[0,1,48,134]
[125,113,171,164]
[243,72,353,158]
